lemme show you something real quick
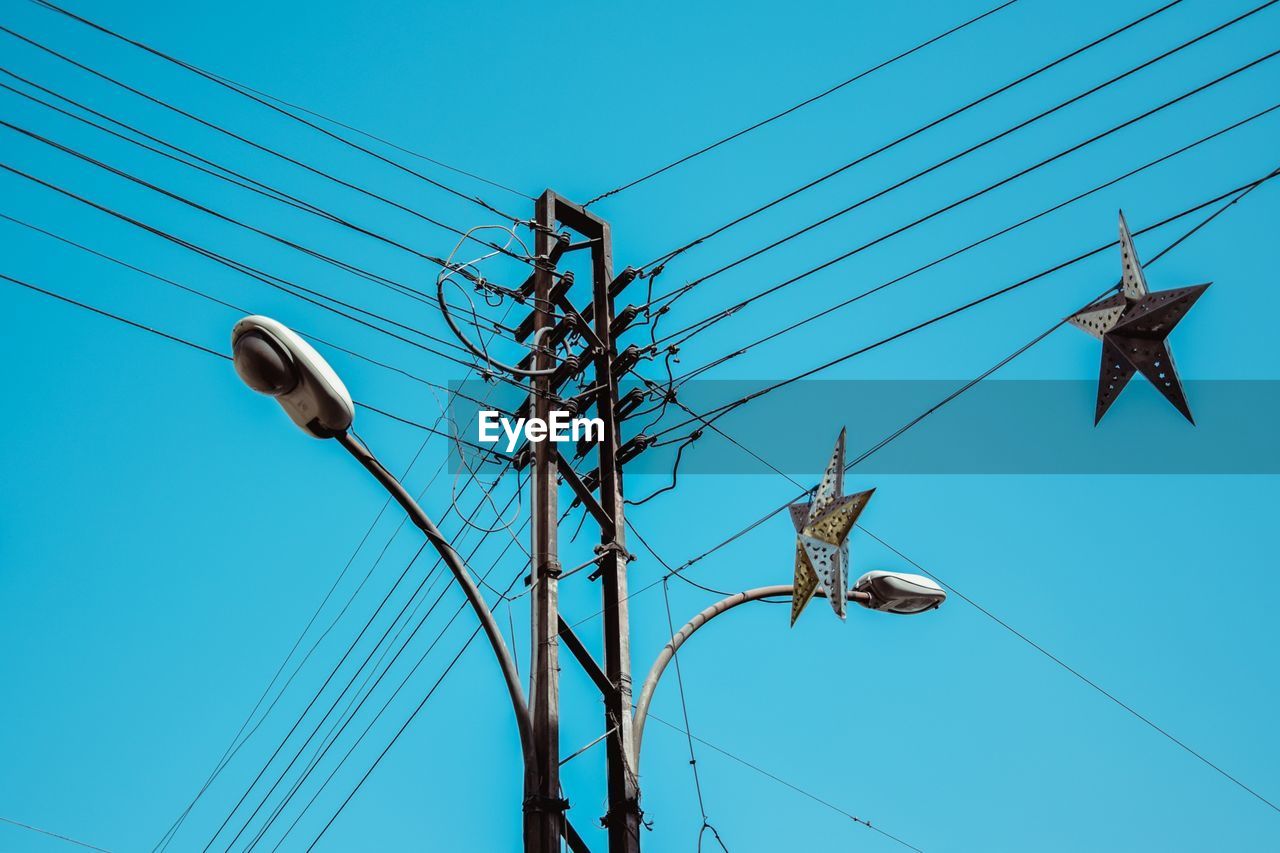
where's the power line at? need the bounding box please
[297,535,535,850]
[199,71,534,202]
[644,170,1278,445]
[154,290,527,853]
[620,178,1280,818]
[0,23,530,262]
[225,479,528,851]
[0,68,529,286]
[651,167,1277,585]
[30,0,527,221]
[664,100,1280,383]
[0,269,508,456]
[0,160,534,392]
[209,541,438,850]
[0,118,496,331]
[305,626,480,850]
[201,470,520,851]
[647,0,1276,304]
[0,211,511,412]
[660,578,729,853]
[256,516,533,849]
[637,0,1189,274]
[153,436,437,851]
[0,270,229,360]
[856,528,1280,816]
[643,715,923,852]
[569,164,1277,655]
[584,0,1019,207]
[654,46,1280,344]
[677,336,1280,819]
[0,815,113,852]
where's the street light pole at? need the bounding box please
[632,586,868,766]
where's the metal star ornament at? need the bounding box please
[1068,210,1210,425]
[788,428,874,626]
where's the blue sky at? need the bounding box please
[1,0,1278,851]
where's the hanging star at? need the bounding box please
[787,428,874,626]
[1068,210,1210,424]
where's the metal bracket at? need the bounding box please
[523,793,571,814]
[586,542,634,582]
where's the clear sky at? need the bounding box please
[1,0,1278,851]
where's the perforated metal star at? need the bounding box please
[1068,210,1210,425]
[787,428,874,626]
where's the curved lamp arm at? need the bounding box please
[632,585,869,771]
[337,432,535,769]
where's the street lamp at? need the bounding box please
[230,315,546,846]
[632,573,945,767]
[231,315,355,437]
[853,570,947,614]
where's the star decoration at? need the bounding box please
[787,428,874,626]
[1068,210,1211,425]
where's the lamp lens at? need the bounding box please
[234,331,298,396]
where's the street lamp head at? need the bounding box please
[853,570,946,615]
[231,315,354,438]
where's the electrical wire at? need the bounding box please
[646,0,1276,306]
[665,99,1280,383]
[0,265,525,848]
[254,515,532,849]
[584,0,1019,207]
[661,578,729,853]
[296,538,535,850]
[197,70,533,202]
[653,45,1280,347]
[662,385,1280,818]
[204,448,526,851]
[638,0,1189,274]
[0,160,533,394]
[0,211,514,415]
[643,714,923,852]
[0,268,506,462]
[0,270,229,360]
[566,163,1279,656]
[0,23,530,261]
[232,483,528,850]
[0,815,113,852]
[153,437,437,851]
[643,170,1279,446]
[155,312,522,849]
[0,118,518,339]
[30,0,527,222]
[0,68,535,287]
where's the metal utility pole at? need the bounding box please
[526,192,565,852]
[581,206,643,853]
[515,191,642,853]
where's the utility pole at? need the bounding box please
[517,191,642,853]
[526,191,565,852]
[581,206,643,853]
